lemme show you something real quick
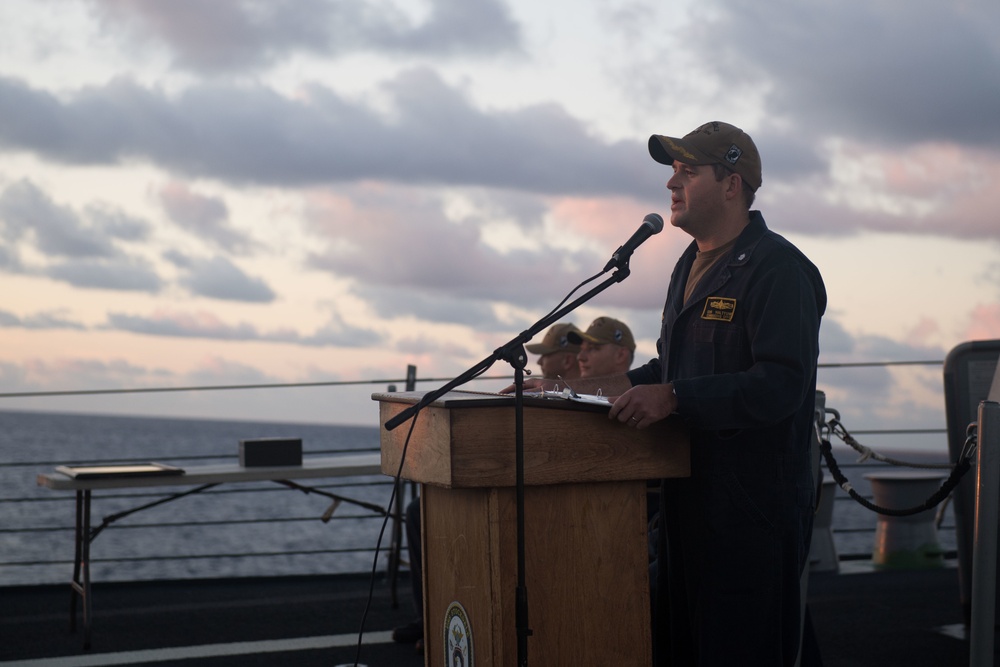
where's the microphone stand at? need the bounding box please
[384,258,635,667]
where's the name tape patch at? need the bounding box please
[701,297,736,322]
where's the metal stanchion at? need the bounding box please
[970,399,1000,667]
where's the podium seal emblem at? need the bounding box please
[443,601,473,666]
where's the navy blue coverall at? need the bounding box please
[627,211,827,666]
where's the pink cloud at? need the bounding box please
[906,316,941,346]
[549,196,666,243]
[964,304,1000,341]
[159,181,228,226]
[833,141,1000,240]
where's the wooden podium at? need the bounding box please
[375,390,690,667]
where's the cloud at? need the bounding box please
[612,0,1000,243]
[184,355,275,385]
[0,356,166,393]
[299,312,387,347]
[171,254,276,302]
[91,0,522,72]
[964,303,1000,342]
[303,184,608,308]
[83,202,151,242]
[0,308,86,330]
[158,181,257,254]
[711,0,1000,147]
[817,315,946,390]
[814,315,951,432]
[0,179,121,258]
[107,310,261,340]
[105,308,386,347]
[47,257,163,291]
[0,70,657,196]
[0,242,19,270]
[0,354,278,397]
[0,179,164,290]
[356,285,510,330]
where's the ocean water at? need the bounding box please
[0,409,396,586]
[0,409,964,588]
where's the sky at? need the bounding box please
[0,0,998,446]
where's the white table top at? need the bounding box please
[37,453,385,491]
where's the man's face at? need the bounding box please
[537,351,579,380]
[666,161,728,233]
[577,341,629,378]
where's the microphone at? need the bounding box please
[603,213,664,271]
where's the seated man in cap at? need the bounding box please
[525,321,583,382]
[568,316,635,379]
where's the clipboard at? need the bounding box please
[55,462,185,480]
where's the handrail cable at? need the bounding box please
[0,359,945,400]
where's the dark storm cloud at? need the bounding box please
[0,69,658,196]
[93,0,522,72]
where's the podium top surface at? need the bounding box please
[374,390,689,488]
[371,389,613,414]
[373,389,513,407]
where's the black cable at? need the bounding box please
[352,410,418,666]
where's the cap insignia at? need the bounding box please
[724,144,742,165]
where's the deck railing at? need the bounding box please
[0,362,960,587]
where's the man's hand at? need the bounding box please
[608,383,677,429]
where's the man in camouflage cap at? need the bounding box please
[567,316,635,378]
[525,322,583,380]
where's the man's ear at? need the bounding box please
[725,172,743,200]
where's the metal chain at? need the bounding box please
[819,411,976,517]
[825,409,954,469]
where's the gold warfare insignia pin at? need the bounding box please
[702,297,736,322]
[664,137,697,161]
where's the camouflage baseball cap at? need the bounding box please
[525,322,584,355]
[566,317,636,352]
[648,121,762,190]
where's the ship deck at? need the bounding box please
[2,564,995,666]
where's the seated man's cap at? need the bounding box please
[525,322,584,355]
[567,317,636,352]
[648,121,762,191]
